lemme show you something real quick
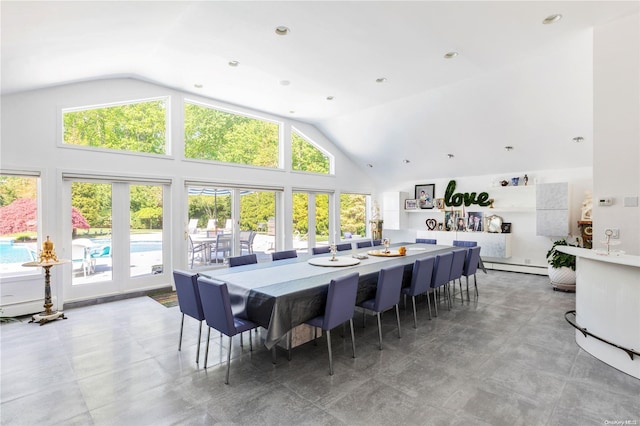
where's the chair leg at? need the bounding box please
[466,276,470,301]
[411,296,418,328]
[395,304,402,338]
[459,279,464,304]
[433,289,439,317]
[204,327,211,369]
[326,329,333,375]
[376,312,383,350]
[225,335,232,385]
[287,331,292,361]
[474,274,479,297]
[349,318,356,359]
[249,330,253,352]
[196,320,202,364]
[178,313,185,351]
[426,290,432,320]
[240,332,243,347]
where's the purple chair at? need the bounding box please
[272,250,298,261]
[173,270,205,364]
[229,253,257,267]
[197,276,259,384]
[356,240,373,248]
[336,242,352,251]
[372,239,383,246]
[358,263,405,350]
[312,246,331,255]
[430,252,454,316]
[453,240,477,247]
[416,238,437,244]
[401,257,435,327]
[305,272,359,375]
[449,249,468,304]
[462,246,482,300]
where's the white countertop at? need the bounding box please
[557,246,640,268]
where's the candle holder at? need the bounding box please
[329,244,338,261]
[22,236,69,325]
[383,238,390,254]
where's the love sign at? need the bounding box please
[444,180,491,207]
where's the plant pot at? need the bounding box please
[548,265,576,292]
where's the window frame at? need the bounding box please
[290,127,334,175]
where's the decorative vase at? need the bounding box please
[547,265,576,292]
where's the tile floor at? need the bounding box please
[1,270,639,425]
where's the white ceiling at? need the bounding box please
[2,1,638,186]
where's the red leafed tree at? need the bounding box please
[0,198,90,235]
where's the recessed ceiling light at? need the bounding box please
[275,26,290,36]
[375,77,387,83]
[326,96,334,101]
[280,80,290,86]
[289,110,295,114]
[367,163,373,168]
[444,52,458,59]
[194,84,203,89]
[403,159,410,164]
[572,136,584,143]
[504,146,514,151]
[447,154,455,159]
[543,14,562,24]
[228,60,239,67]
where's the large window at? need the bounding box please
[62,98,168,154]
[184,102,280,168]
[291,130,331,174]
[340,193,368,239]
[0,174,39,277]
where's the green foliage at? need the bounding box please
[184,103,279,167]
[63,100,166,154]
[292,132,330,173]
[546,239,577,270]
[0,175,37,207]
[71,182,112,228]
[340,193,366,236]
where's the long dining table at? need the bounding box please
[199,242,455,349]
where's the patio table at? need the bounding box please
[199,243,454,349]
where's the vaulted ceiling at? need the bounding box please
[2,1,638,187]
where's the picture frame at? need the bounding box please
[501,222,512,233]
[467,212,484,232]
[415,184,435,209]
[404,199,417,210]
[436,198,445,210]
[444,210,462,231]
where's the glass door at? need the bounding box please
[65,178,169,301]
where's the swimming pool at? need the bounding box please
[0,243,37,264]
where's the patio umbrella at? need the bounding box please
[187,187,251,224]
[0,198,90,234]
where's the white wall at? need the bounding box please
[379,167,592,268]
[593,13,640,255]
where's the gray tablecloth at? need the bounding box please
[200,243,454,349]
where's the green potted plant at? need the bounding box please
[546,239,577,291]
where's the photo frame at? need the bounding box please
[467,212,484,232]
[404,199,417,210]
[501,222,512,233]
[444,210,462,231]
[436,198,445,210]
[415,184,435,209]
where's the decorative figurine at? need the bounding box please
[39,236,59,263]
[581,191,593,221]
[523,174,529,186]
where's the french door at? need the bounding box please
[63,176,170,302]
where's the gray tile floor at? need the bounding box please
[2,270,639,425]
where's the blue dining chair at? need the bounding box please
[402,257,435,326]
[173,270,205,364]
[312,246,331,255]
[356,240,373,248]
[197,276,259,384]
[453,240,477,247]
[305,272,359,375]
[462,246,482,300]
[272,250,298,261]
[358,263,405,350]
[449,249,468,304]
[229,253,257,267]
[430,252,454,316]
[336,242,352,251]
[372,239,383,246]
[416,238,437,244]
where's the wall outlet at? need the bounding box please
[605,228,620,239]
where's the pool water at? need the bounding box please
[0,244,36,264]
